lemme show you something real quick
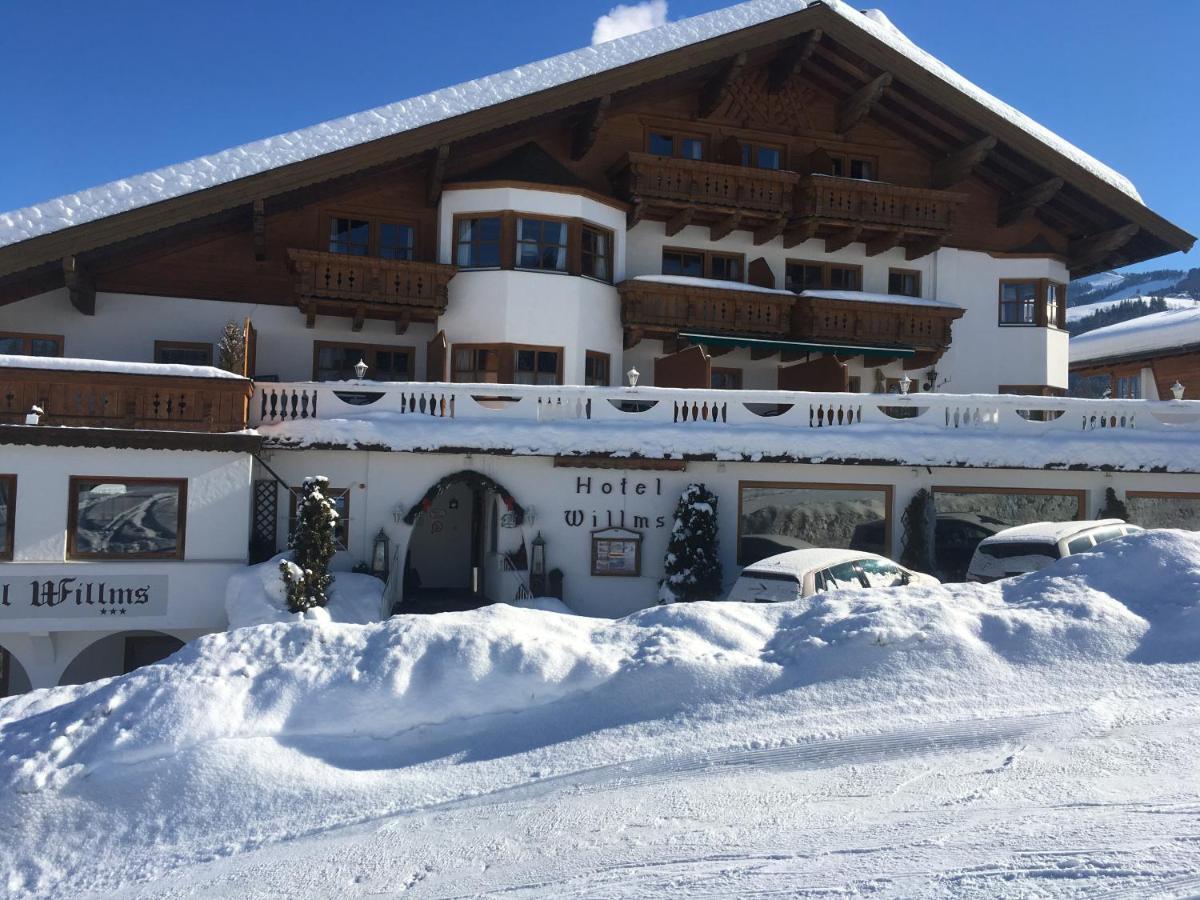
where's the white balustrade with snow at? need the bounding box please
[251,381,1200,434]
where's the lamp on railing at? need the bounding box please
[353,358,369,380]
[899,373,912,395]
[1171,381,1186,400]
[24,405,42,426]
[627,367,640,388]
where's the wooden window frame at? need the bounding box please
[740,140,786,170]
[711,366,743,390]
[932,486,1087,520]
[311,340,417,382]
[999,279,1066,328]
[662,246,747,283]
[585,350,612,387]
[67,476,188,561]
[645,126,709,160]
[817,151,880,181]
[590,528,643,577]
[153,340,214,367]
[288,486,351,552]
[515,214,572,274]
[887,268,922,298]
[737,480,894,565]
[580,223,614,283]
[451,342,565,385]
[322,211,418,260]
[453,211,506,270]
[785,259,863,292]
[0,331,64,357]
[0,474,15,562]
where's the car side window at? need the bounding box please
[1088,526,1125,545]
[1066,535,1094,555]
[857,558,909,588]
[824,561,866,589]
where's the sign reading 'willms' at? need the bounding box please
[0,575,168,618]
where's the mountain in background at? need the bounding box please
[1067,268,1200,335]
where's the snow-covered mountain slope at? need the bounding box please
[1069,268,1196,308]
[1066,293,1197,323]
[3,530,1200,897]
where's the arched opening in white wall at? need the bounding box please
[58,631,186,687]
[400,470,528,613]
[1,644,32,697]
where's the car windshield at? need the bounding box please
[817,561,867,593]
[977,541,1059,560]
[1087,526,1126,545]
[857,558,910,588]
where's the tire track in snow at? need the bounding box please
[385,711,1069,824]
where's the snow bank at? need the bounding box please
[3,530,1197,799]
[0,353,247,380]
[224,556,386,629]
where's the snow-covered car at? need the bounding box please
[727,549,939,604]
[965,519,1143,583]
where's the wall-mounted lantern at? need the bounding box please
[371,528,390,579]
[899,373,913,395]
[353,358,369,380]
[530,531,547,595]
[626,367,640,388]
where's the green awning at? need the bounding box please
[679,332,916,358]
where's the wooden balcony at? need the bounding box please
[0,362,252,432]
[795,175,965,237]
[618,278,794,344]
[793,293,963,356]
[288,249,456,331]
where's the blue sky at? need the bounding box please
[0,0,1195,273]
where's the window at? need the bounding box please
[455,215,503,268]
[888,269,921,298]
[585,351,611,386]
[741,142,783,170]
[1116,374,1141,399]
[327,216,415,259]
[662,248,745,282]
[580,225,612,282]
[515,348,561,385]
[328,217,370,256]
[516,218,569,272]
[1126,492,1200,531]
[1000,279,1065,327]
[379,223,415,260]
[786,260,862,292]
[647,131,705,160]
[451,343,563,385]
[0,475,14,561]
[823,154,878,180]
[0,332,63,357]
[712,367,743,390]
[68,478,186,560]
[738,481,892,565]
[857,558,910,588]
[312,342,414,382]
[850,159,874,180]
[289,487,350,551]
[154,341,213,367]
[817,561,867,592]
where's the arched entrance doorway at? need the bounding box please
[1,643,32,697]
[401,470,525,614]
[58,631,185,686]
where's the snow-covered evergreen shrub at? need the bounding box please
[1099,487,1129,521]
[659,483,723,604]
[281,476,337,612]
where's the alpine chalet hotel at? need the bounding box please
[0,0,1196,692]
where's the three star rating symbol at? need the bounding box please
[98,608,129,616]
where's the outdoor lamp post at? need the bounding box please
[353,358,369,380]
[530,531,547,596]
[899,373,912,395]
[371,528,390,579]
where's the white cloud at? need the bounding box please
[591,0,669,46]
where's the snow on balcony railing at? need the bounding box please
[252,381,1200,436]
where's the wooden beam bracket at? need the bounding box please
[252,199,266,261]
[905,235,945,261]
[571,95,610,161]
[62,256,95,316]
[932,135,997,189]
[865,230,905,257]
[698,52,747,118]
[710,211,742,242]
[782,219,818,249]
[1069,223,1138,269]
[997,177,1064,227]
[837,71,892,135]
[427,144,450,207]
[753,216,788,246]
[825,225,863,254]
[665,206,695,237]
[766,30,822,93]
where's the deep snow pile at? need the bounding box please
[225,555,386,628]
[1,530,1199,896]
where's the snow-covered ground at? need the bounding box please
[3,530,1200,897]
[1066,293,1197,323]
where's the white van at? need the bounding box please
[965,519,1142,583]
[727,548,938,604]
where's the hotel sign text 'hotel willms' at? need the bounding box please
[0,575,168,619]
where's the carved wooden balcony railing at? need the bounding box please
[618,279,794,344]
[793,293,964,355]
[795,175,965,236]
[288,249,457,329]
[0,364,252,432]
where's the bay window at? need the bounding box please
[516,217,568,272]
[999,280,1066,327]
[455,215,502,268]
[580,225,612,282]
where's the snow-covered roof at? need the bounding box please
[798,289,963,310]
[0,354,247,380]
[980,519,1127,545]
[0,0,1146,252]
[1070,307,1200,364]
[741,547,877,575]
